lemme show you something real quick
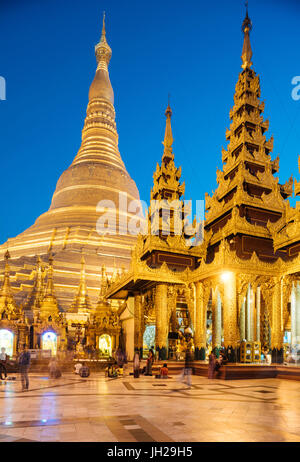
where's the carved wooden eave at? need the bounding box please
[208,210,272,247]
[268,201,300,251]
[105,258,191,299]
[188,241,284,283]
[205,188,284,226]
[223,145,272,177]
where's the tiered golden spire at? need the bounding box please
[39,253,59,320]
[204,8,287,259]
[0,251,18,317]
[151,104,185,202]
[70,253,91,313]
[98,265,108,300]
[95,265,111,314]
[24,256,45,312]
[148,104,192,239]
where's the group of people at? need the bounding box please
[133,348,155,378]
[132,348,194,387]
[74,362,90,377]
[0,342,230,392]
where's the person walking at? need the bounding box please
[183,349,193,388]
[145,349,154,376]
[133,350,140,378]
[18,344,31,391]
[208,352,216,379]
[48,357,61,378]
[0,347,8,380]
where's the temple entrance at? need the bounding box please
[42,331,57,356]
[143,325,155,359]
[99,334,112,357]
[0,329,13,357]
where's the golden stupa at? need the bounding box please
[0,16,141,311]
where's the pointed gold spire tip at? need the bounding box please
[241,2,253,69]
[101,11,106,41]
[163,102,173,158]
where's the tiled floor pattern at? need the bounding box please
[0,371,300,441]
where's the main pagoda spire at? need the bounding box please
[0,14,142,313]
[204,9,291,262]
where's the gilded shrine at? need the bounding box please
[0,11,300,365]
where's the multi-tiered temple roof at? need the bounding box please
[204,9,292,263]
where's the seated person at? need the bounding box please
[107,362,118,378]
[0,347,8,380]
[79,362,90,378]
[117,366,123,376]
[48,358,59,378]
[159,363,169,378]
[74,362,83,375]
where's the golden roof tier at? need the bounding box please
[0,16,142,311]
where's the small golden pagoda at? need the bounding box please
[0,251,19,319]
[0,252,28,355]
[86,265,121,355]
[69,254,92,314]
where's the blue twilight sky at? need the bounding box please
[0,0,300,244]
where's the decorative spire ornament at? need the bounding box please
[0,250,18,316]
[39,252,59,320]
[241,2,253,69]
[70,252,91,313]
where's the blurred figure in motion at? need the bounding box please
[208,352,216,379]
[179,349,193,388]
[133,350,140,378]
[18,344,31,391]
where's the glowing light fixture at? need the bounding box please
[221,271,231,283]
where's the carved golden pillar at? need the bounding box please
[239,296,246,341]
[212,288,222,355]
[222,272,238,362]
[194,282,207,360]
[155,283,168,360]
[291,282,297,347]
[134,293,143,354]
[296,282,300,343]
[246,284,252,341]
[256,286,261,342]
[271,279,284,363]
[18,324,28,351]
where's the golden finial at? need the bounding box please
[101,11,106,42]
[95,11,112,68]
[241,1,253,69]
[162,101,174,159]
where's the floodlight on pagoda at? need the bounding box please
[221,271,232,283]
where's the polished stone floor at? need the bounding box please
[0,368,300,442]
